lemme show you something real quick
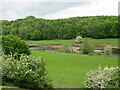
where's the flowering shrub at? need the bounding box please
[75,36,83,43]
[2,54,52,89]
[85,66,120,88]
[104,45,112,55]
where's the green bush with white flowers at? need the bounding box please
[2,54,52,89]
[75,36,83,43]
[85,66,120,88]
[104,45,112,55]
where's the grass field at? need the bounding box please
[26,39,75,45]
[32,51,118,88]
[26,38,119,47]
[90,38,119,43]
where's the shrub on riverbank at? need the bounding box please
[79,38,94,54]
[75,36,83,43]
[58,44,70,53]
[104,45,112,55]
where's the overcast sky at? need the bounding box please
[0,0,119,20]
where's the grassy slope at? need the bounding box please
[32,51,118,88]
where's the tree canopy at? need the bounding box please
[1,16,119,40]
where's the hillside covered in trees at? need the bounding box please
[1,16,119,40]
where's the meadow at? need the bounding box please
[26,38,119,47]
[32,50,118,88]
[26,39,75,45]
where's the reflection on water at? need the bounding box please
[30,44,60,52]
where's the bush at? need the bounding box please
[104,45,112,55]
[2,35,31,57]
[2,54,52,89]
[75,36,83,43]
[80,38,94,54]
[58,44,70,53]
[85,66,120,88]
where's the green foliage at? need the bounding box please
[31,30,42,40]
[2,35,31,56]
[75,36,83,43]
[1,16,119,40]
[80,38,94,54]
[2,54,52,89]
[58,44,70,53]
[18,26,30,40]
[104,45,112,55]
[85,66,120,88]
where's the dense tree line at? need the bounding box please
[1,16,119,40]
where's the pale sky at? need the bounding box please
[0,0,119,20]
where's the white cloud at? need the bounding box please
[1,2,87,20]
[43,0,119,19]
[0,0,119,20]
[1,0,96,2]
[1,2,37,20]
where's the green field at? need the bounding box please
[26,38,119,47]
[32,51,118,88]
[26,39,75,45]
[90,38,119,44]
